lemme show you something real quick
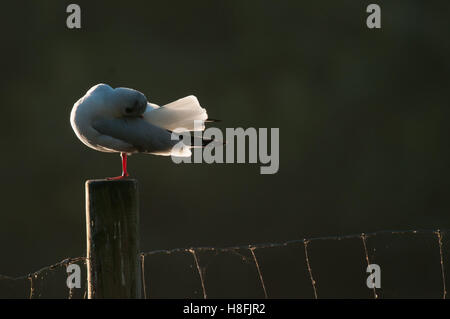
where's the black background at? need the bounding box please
[0,0,449,298]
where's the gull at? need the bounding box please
[70,83,216,179]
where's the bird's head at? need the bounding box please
[109,87,148,118]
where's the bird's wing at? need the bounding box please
[92,118,177,154]
[147,102,160,110]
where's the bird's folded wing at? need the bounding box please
[92,118,176,153]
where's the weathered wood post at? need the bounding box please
[85,179,141,299]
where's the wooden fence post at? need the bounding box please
[85,179,141,299]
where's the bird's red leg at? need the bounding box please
[107,152,130,180]
[121,152,129,177]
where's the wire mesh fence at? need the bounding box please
[0,229,447,299]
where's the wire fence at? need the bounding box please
[0,229,447,299]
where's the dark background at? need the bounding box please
[0,0,449,298]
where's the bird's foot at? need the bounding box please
[106,173,130,181]
[107,152,130,180]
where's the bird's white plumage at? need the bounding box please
[70,84,209,157]
[143,95,207,132]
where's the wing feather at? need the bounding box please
[92,118,176,154]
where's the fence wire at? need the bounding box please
[0,229,447,299]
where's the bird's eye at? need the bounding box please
[125,107,133,114]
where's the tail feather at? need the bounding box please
[205,118,221,123]
[143,95,208,132]
[171,131,224,147]
[190,136,216,147]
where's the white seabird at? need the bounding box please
[70,83,215,179]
